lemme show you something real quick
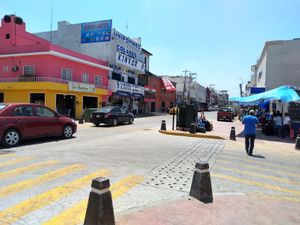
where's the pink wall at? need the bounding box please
[0,15,109,87]
[0,55,108,87]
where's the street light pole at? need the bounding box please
[182,70,189,104]
[187,72,197,104]
[239,77,243,97]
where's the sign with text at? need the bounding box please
[116,52,145,72]
[109,80,144,97]
[69,81,95,93]
[81,20,112,43]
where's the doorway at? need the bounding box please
[30,93,45,105]
[151,102,156,112]
[83,96,98,109]
[56,94,76,118]
[0,93,3,103]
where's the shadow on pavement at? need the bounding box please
[236,130,295,144]
[250,154,265,159]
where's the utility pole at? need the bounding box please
[182,70,189,104]
[239,77,243,97]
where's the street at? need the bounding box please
[0,112,300,225]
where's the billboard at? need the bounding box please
[81,20,112,43]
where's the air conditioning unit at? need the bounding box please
[12,66,19,72]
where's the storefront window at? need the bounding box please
[30,93,45,105]
[0,93,3,103]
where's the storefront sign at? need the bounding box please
[81,20,112,43]
[69,81,95,93]
[117,44,137,59]
[116,52,145,72]
[112,29,141,50]
[109,80,144,97]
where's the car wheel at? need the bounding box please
[62,125,73,138]
[129,117,133,124]
[217,117,220,121]
[2,129,21,147]
[111,118,118,126]
[95,123,100,127]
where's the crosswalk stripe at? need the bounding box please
[0,160,60,179]
[251,193,300,203]
[216,159,300,179]
[42,175,144,225]
[0,157,34,168]
[213,165,300,186]
[0,153,16,158]
[0,164,85,198]
[0,169,109,224]
[220,154,299,172]
[212,173,300,196]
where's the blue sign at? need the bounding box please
[81,20,112,43]
[250,87,265,94]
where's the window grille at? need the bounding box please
[61,68,73,81]
[95,75,102,86]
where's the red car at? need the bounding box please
[0,103,77,147]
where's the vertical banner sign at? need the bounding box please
[81,20,112,43]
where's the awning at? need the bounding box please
[162,78,176,93]
[229,85,300,104]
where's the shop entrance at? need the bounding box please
[83,96,98,109]
[151,102,156,112]
[30,93,45,105]
[56,94,76,118]
[0,93,3,103]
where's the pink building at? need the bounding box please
[0,15,111,118]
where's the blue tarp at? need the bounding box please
[229,86,300,104]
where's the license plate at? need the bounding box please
[96,115,101,118]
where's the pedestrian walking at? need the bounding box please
[282,113,291,138]
[242,110,259,156]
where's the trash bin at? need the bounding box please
[83,108,99,122]
[177,105,197,130]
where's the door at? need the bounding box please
[12,105,40,138]
[35,106,62,136]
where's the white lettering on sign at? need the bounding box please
[113,29,141,50]
[69,81,96,93]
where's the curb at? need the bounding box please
[159,130,225,140]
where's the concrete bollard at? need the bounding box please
[190,121,196,134]
[230,126,236,141]
[161,120,167,130]
[84,177,115,225]
[295,135,300,150]
[189,162,213,204]
[79,117,84,124]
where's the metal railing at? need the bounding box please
[0,77,108,89]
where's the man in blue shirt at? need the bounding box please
[242,110,259,156]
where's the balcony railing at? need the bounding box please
[0,77,108,89]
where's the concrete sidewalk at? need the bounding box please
[116,195,299,225]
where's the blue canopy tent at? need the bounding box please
[229,86,300,104]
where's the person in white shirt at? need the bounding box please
[273,112,283,137]
[282,113,291,138]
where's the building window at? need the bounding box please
[30,93,45,105]
[23,65,35,76]
[5,33,10,39]
[61,68,73,81]
[82,73,89,83]
[95,75,102,86]
[128,77,135,84]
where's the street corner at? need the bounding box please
[116,194,300,225]
[158,130,225,140]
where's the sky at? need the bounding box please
[1,0,300,97]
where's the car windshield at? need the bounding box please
[99,107,114,113]
[0,104,7,111]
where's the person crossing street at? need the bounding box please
[242,110,259,156]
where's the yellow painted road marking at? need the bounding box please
[0,164,85,198]
[251,193,300,203]
[212,173,300,196]
[0,160,59,179]
[216,159,300,179]
[42,175,144,225]
[214,165,300,186]
[220,154,299,171]
[0,157,34,168]
[0,169,109,224]
[0,153,16,158]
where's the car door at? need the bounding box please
[120,107,129,122]
[35,106,62,136]
[11,105,40,138]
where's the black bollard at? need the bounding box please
[84,177,115,225]
[295,135,300,150]
[190,121,196,134]
[230,126,236,141]
[189,162,213,203]
[79,117,84,124]
[161,120,166,130]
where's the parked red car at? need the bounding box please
[0,103,77,147]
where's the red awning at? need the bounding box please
[162,78,176,93]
